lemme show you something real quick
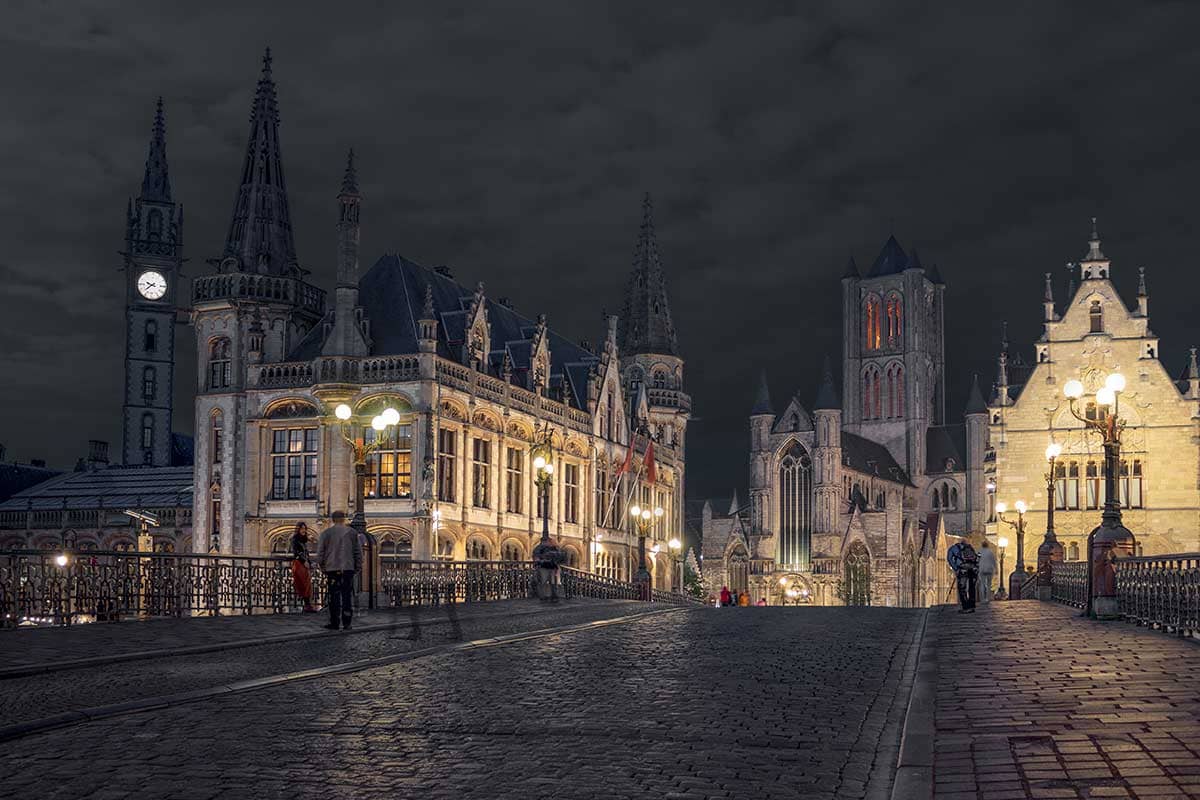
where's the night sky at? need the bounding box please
[3,3,1200,502]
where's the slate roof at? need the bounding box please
[964,376,987,414]
[926,424,966,474]
[0,463,61,504]
[867,235,917,277]
[842,432,911,485]
[289,254,600,410]
[0,466,193,512]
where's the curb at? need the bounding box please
[891,607,935,800]
[0,606,681,743]
[0,599,634,680]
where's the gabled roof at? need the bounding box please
[289,255,600,410]
[926,424,966,474]
[867,235,916,277]
[964,375,987,415]
[842,432,911,485]
[0,466,193,512]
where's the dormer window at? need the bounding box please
[1089,300,1103,333]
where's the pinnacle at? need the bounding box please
[965,374,987,415]
[340,148,359,196]
[140,97,171,203]
[751,370,773,416]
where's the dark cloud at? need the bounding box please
[2,1,1200,501]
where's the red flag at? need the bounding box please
[616,439,635,476]
[644,441,656,484]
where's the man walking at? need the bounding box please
[947,536,979,613]
[317,510,362,630]
[977,539,998,603]
[531,535,562,603]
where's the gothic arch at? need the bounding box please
[264,397,319,419]
[842,540,872,606]
[776,439,813,571]
[500,537,527,562]
[438,399,467,421]
[357,393,416,416]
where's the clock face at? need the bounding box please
[137,270,167,300]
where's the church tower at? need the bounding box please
[842,236,945,479]
[191,50,325,553]
[122,98,183,468]
[618,193,690,536]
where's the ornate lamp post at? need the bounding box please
[995,500,1028,599]
[995,536,1008,600]
[668,536,682,593]
[329,402,402,610]
[629,501,663,600]
[1037,443,1066,599]
[1063,373,1136,619]
[531,424,555,544]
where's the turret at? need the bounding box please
[964,375,988,534]
[1043,272,1055,323]
[812,357,843,535]
[322,149,369,357]
[1137,266,1148,317]
[1079,217,1111,281]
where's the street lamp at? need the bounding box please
[1037,442,1066,599]
[668,536,682,593]
[1063,372,1135,618]
[327,401,402,610]
[629,502,663,599]
[995,536,1009,599]
[995,500,1028,599]
[531,423,555,544]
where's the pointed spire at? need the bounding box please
[618,192,679,356]
[1044,272,1054,303]
[339,148,359,197]
[139,97,171,203]
[813,356,839,410]
[908,246,923,269]
[1081,216,1107,267]
[842,255,860,279]
[1190,347,1199,380]
[965,374,987,415]
[926,262,945,285]
[728,490,740,516]
[222,48,299,276]
[751,370,773,416]
[1137,266,1147,297]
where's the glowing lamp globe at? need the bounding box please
[1015,500,1027,513]
[1095,387,1116,407]
[651,543,661,554]
[653,507,664,518]
[371,415,387,431]
[629,505,641,518]
[533,455,547,471]
[995,501,1007,514]
[543,463,553,475]
[1063,380,1084,399]
[779,577,789,586]
[641,509,652,521]
[668,537,681,551]
[381,407,401,426]
[998,536,1009,549]
[1105,372,1126,393]
[334,403,353,420]
[1045,443,1062,461]
[55,554,68,568]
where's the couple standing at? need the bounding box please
[946,537,999,612]
[290,510,363,630]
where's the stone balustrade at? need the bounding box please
[192,273,326,316]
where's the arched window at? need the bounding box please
[209,338,232,389]
[142,366,156,403]
[777,441,813,571]
[562,547,579,569]
[940,483,950,510]
[144,320,158,352]
[433,534,455,561]
[141,413,154,451]
[211,411,223,464]
[950,486,958,508]
[466,537,492,561]
[842,541,871,606]
[652,369,669,389]
[1089,300,1103,333]
[886,363,904,418]
[147,208,163,240]
[886,294,903,346]
[863,366,882,420]
[379,535,413,561]
[863,297,882,350]
[501,540,523,562]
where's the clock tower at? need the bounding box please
[122,98,183,467]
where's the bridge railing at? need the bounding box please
[0,549,325,628]
[1049,560,1089,609]
[1115,553,1200,637]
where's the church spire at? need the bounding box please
[140,97,171,203]
[324,148,368,357]
[813,356,839,410]
[221,48,299,276]
[617,192,679,356]
[751,369,773,416]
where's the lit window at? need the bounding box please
[208,338,232,389]
[437,428,457,503]
[270,428,318,500]
[505,447,523,514]
[472,438,491,508]
[363,423,412,499]
[564,463,579,523]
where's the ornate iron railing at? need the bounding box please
[0,549,325,628]
[1017,570,1038,600]
[1049,560,1088,608]
[380,560,535,606]
[1115,553,1200,637]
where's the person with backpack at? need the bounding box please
[947,537,979,613]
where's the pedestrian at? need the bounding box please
[755,597,767,607]
[290,522,318,613]
[317,510,362,630]
[708,594,718,607]
[947,537,979,613]
[738,590,750,607]
[531,536,562,603]
[977,538,997,603]
[719,585,732,607]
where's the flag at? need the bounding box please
[644,441,656,484]
[615,436,635,476]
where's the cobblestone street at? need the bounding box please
[0,606,924,800]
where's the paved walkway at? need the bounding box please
[0,607,924,800]
[931,601,1200,799]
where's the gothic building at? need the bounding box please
[988,222,1200,562]
[701,237,980,607]
[186,52,690,581]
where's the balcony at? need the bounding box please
[192,273,326,317]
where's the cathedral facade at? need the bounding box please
[700,238,982,607]
[988,223,1200,562]
[185,52,689,582]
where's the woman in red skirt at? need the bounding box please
[290,522,317,613]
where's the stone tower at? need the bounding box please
[617,193,690,535]
[964,374,988,534]
[122,98,183,468]
[811,358,843,540]
[841,237,946,479]
[191,50,326,553]
[748,370,774,536]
